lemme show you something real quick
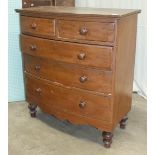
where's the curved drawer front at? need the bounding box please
[26,75,112,122]
[24,55,112,93]
[21,35,113,70]
[20,16,55,38]
[57,20,115,43]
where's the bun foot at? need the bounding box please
[102,131,113,148]
[28,104,37,117]
[30,112,36,117]
[120,116,128,129]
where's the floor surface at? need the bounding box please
[8,94,146,155]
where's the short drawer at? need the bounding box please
[24,55,112,93]
[57,20,115,43]
[26,75,112,122]
[20,16,55,38]
[21,35,113,70]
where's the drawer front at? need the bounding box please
[57,20,115,43]
[26,75,112,121]
[24,55,112,93]
[20,16,55,38]
[21,35,113,70]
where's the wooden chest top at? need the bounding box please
[16,6,141,18]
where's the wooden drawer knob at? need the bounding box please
[35,88,42,94]
[30,3,34,7]
[31,23,37,29]
[79,76,88,83]
[29,44,37,51]
[34,65,41,71]
[79,101,86,108]
[79,27,88,35]
[77,53,86,60]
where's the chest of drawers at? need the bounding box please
[16,6,140,148]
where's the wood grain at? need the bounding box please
[16,6,141,18]
[38,102,114,131]
[21,35,113,70]
[24,54,113,93]
[20,16,55,38]
[57,20,115,43]
[16,7,140,144]
[112,14,138,128]
[26,74,113,122]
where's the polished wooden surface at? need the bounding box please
[102,131,113,148]
[20,16,55,38]
[16,6,140,147]
[57,20,115,43]
[16,6,140,18]
[113,14,138,127]
[24,54,112,93]
[26,74,112,122]
[21,35,113,69]
[20,16,116,46]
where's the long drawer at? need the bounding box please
[24,54,112,93]
[20,16,55,38]
[57,20,115,43]
[26,74,112,122]
[21,35,113,70]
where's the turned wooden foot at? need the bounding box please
[120,116,128,129]
[28,104,37,117]
[102,131,113,148]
